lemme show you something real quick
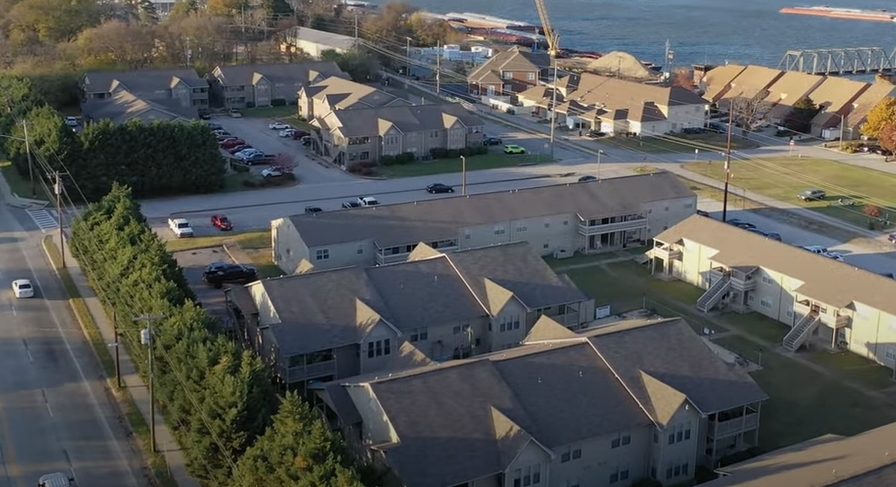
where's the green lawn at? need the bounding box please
[377,153,553,178]
[165,229,270,253]
[712,334,896,451]
[806,350,895,391]
[243,105,300,119]
[722,312,790,344]
[605,132,759,153]
[543,250,634,269]
[0,160,51,201]
[684,158,896,229]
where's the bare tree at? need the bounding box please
[727,89,772,135]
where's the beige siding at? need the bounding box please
[272,217,309,274]
[346,385,398,444]
[414,318,489,361]
[666,104,707,130]
[848,305,896,365]
[747,268,802,324]
[551,426,652,487]
[504,441,552,487]
[309,240,372,270]
[247,282,280,326]
[645,197,697,237]
[491,299,529,350]
[359,322,400,374]
[652,406,701,486]
[461,214,575,254]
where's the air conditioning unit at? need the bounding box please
[553,249,573,260]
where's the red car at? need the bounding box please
[220,138,246,149]
[227,144,252,154]
[211,214,233,231]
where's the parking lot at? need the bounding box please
[209,115,355,185]
[173,247,234,322]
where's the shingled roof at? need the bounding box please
[287,171,694,248]
[319,102,483,137]
[468,46,550,84]
[81,68,207,93]
[334,316,765,487]
[655,215,896,316]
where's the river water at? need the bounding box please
[372,0,896,68]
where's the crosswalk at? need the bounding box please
[26,209,64,232]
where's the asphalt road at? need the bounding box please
[0,205,144,487]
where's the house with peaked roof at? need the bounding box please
[707,65,785,107]
[208,61,348,108]
[518,73,709,135]
[820,81,896,139]
[224,242,594,387]
[700,65,748,103]
[312,103,484,166]
[297,76,411,120]
[316,316,767,487]
[280,26,359,57]
[761,71,825,124]
[271,172,696,274]
[804,76,870,138]
[651,215,896,371]
[701,420,896,487]
[467,46,552,96]
[79,68,209,122]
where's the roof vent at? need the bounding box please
[537,377,542,383]
[578,370,583,377]
[414,201,417,205]
[434,275,438,281]
[389,373,392,377]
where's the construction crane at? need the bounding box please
[534,0,561,57]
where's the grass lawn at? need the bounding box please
[0,160,51,201]
[165,229,270,253]
[606,132,759,153]
[721,312,790,344]
[543,251,633,269]
[712,334,896,451]
[377,152,553,178]
[806,350,895,391]
[679,177,762,210]
[241,106,317,131]
[683,157,896,229]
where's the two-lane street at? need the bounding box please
[0,204,144,487]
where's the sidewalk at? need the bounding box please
[45,234,200,487]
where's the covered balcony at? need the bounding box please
[578,214,648,236]
[651,241,682,261]
[709,266,757,292]
[793,299,851,329]
[285,350,337,383]
[375,238,459,265]
[708,404,760,439]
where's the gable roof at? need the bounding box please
[249,243,585,355]
[214,61,347,87]
[763,71,825,120]
[719,65,785,100]
[353,341,649,487]
[321,102,482,137]
[655,215,896,315]
[82,68,207,94]
[303,76,410,110]
[701,65,748,103]
[82,91,194,125]
[703,421,896,487]
[806,76,869,128]
[283,26,357,51]
[566,73,706,111]
[468,46,550,83]
[337,316,764,487]
[842,82,896,130]
[286,171,694,249]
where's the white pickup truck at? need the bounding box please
[168,218,194,238]
[357,196,380,207]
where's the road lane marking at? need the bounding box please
[41,389,53,417]
[22,339,33,363]
[9,304,14,317]
[0,397,24,482]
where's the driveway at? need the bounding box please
[209,115,354,185]
[172,248,233,323]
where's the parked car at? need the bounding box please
[212,129,230,136]
[822,251,845,261]
[199,111,211,120]
[269,121,290,130]
[202,262,257,288]
[240,152,275,165]
[586,130,606,138]
[168,217,193,238]
[300,136,313,146]
[802,245,828,255]
[342,200,361,209]
[357,196,380,207]
[747,228,782,241]
[304,206,323,214]
[797,189,826,201]
[290,130,310,140]
[889,233,896,244]
[483,137,503,146]
[227,144,252,154]
[862,144,880,153]
[279,128,297,138]
[235,148,262,158]
[696,209,710,217]
[216,134,233,142]
[39,473,74,487]
[503,144,526,155]
[577,175,597,182]
[229,108,242,118]
[12,279,34,298]
[726,218,756,230]
[220,138,246,149]
[261,166,283,178]
[206,123,222,131]
[211,214,233,231]
[64,116,79,127]
[426,183,454,193]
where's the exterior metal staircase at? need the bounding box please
[696,276,731,312]
[783,312,821,352]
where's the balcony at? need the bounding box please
[287,359,336,383]
[709,267,756,292]
[793,299,850,329]
[651,243,682,260]
[578,217,648,236]
[709,413,759,438]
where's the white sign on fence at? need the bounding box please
[595,305,612,319]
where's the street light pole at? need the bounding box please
[721,108,734,223]
[549,61,558,160]
[405,37,411,78]
[435,40,441,96]
[460,155,466,195]
[137,314,166,453]
[597,150,603,180]
[22,121,35,198]
[54,171,65,267]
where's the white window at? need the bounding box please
[760,299,773,309]
[366,339,391,358]
[516,224,527,232]
[315,248,329,261]
[527,72,536,80]
[749,295,755,302]
[503,71,513,79]
[494,225,506,235]
[532,465,541,484]
[886,345,896,362]
[761,276,771,284]
[409,327,428,342]
[464,230,471,240]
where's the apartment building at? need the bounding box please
[271,172,696,274]
[312,103,485,166]
[467,46,551,96]
[651,215,896,370]
[518,73,709,135]
[280,26,359,57]
[297,76,411,120]
[702,420,896,486]
[317,316,767,487]
[208,61,348,108]
[80,68,209,122]
[224,242,594,387]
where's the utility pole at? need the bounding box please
[353,13,358,39]
[436,40,441,96]
[54,171,65,267]
[549,60,558,160]
[721,108,734,223]
[597,150,603,180]
[460,155,466,195]
[23,121,35,198]
[405,37,411,78]
[138,314,166,453]
[112,309,121,389]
